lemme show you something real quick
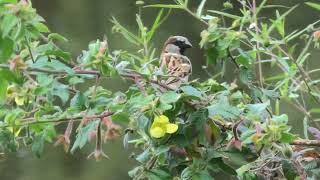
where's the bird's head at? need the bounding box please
[164,36,192,55]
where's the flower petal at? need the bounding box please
[166,123,178,134]
[6,85,16,97]
[150,126,166,138]
[15,96,24,106]
[154,115,169,124]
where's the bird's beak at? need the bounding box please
[185,40,193,48]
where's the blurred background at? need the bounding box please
[1,0,320,179]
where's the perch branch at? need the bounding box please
[0,64,172,90]
[0,111,114,128]
[211,118,320,146]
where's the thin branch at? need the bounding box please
[0,111,114,128]
[252,0,264,87]
[292,139,320,146]
[277,46,320,104]
[0,63,173,91]
[211,118,320,146]
[40,34,77,67]
[24,36,35,63]
[184,8,209,27]
[0,63,99,75]
[227,48,240,69]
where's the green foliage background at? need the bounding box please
[1,0,320,180]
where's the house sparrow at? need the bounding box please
[159,36,193,89]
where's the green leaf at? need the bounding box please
[192,170,212,180]
[30,58,74,74]
[239,67,254,85]
[207,96,240,119]
[268,5,298,36]
[240,129,256,144]
[136,147,151,163]
[32,133,45,158]
[246,101,269,114]
[188,108,208,124]
[181,86,202,98]
[128,166,141,178]
[70,91,88,111]
[160,91,181,104]
[48,60,74,74]
[111,111,129,123]
[0,78,8,103]
[306,2,320,11]
[236,164,257,179]
[70,120,98,153]
[1,15,18,37]
[155,146,170,156]
[126,94,154,113]
[34,22,50,33]
[0,0,17,3]
[0,69,20,83]
[111,17,142,45]
[158,102,172,111]
[137,114,150,132]
[36,74,54,87]
[282,160,299,180]
[271,114,288,124]
[206,47,219,65]
[280,132,296,143]
[44,49,72,61]
[147,9,165,42]
[136,14,147,39]
[187,109,208,131]
[52,81,69,104]
[262,89,280,99]
[4,109,23,126]
[210,158,237,175]
[0,36,14,63]
[181,167,193,180]
[145,168,171,180]
[68,76,85,85]
[48,33,68,42]
[270,11,285,37]
[236,49,255,67]
[0,128,17,152]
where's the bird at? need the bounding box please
[158,36,193,90]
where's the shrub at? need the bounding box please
[1,0,320,179]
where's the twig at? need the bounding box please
[40,34,76,67]
[291,139,320,146]
[232,119,243,140]
[227,48,240,69]
[0,111,114,128]
[211,118,320,146]
[252,0,264,88]
[24,36,35,63]
[277,46,320,104]
[0,64,173,91]
[184,8,209,27]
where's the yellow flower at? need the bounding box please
[149,115,178,138]
[6,85,17,98]
[15,96,25,106]
[7,127,22,137]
